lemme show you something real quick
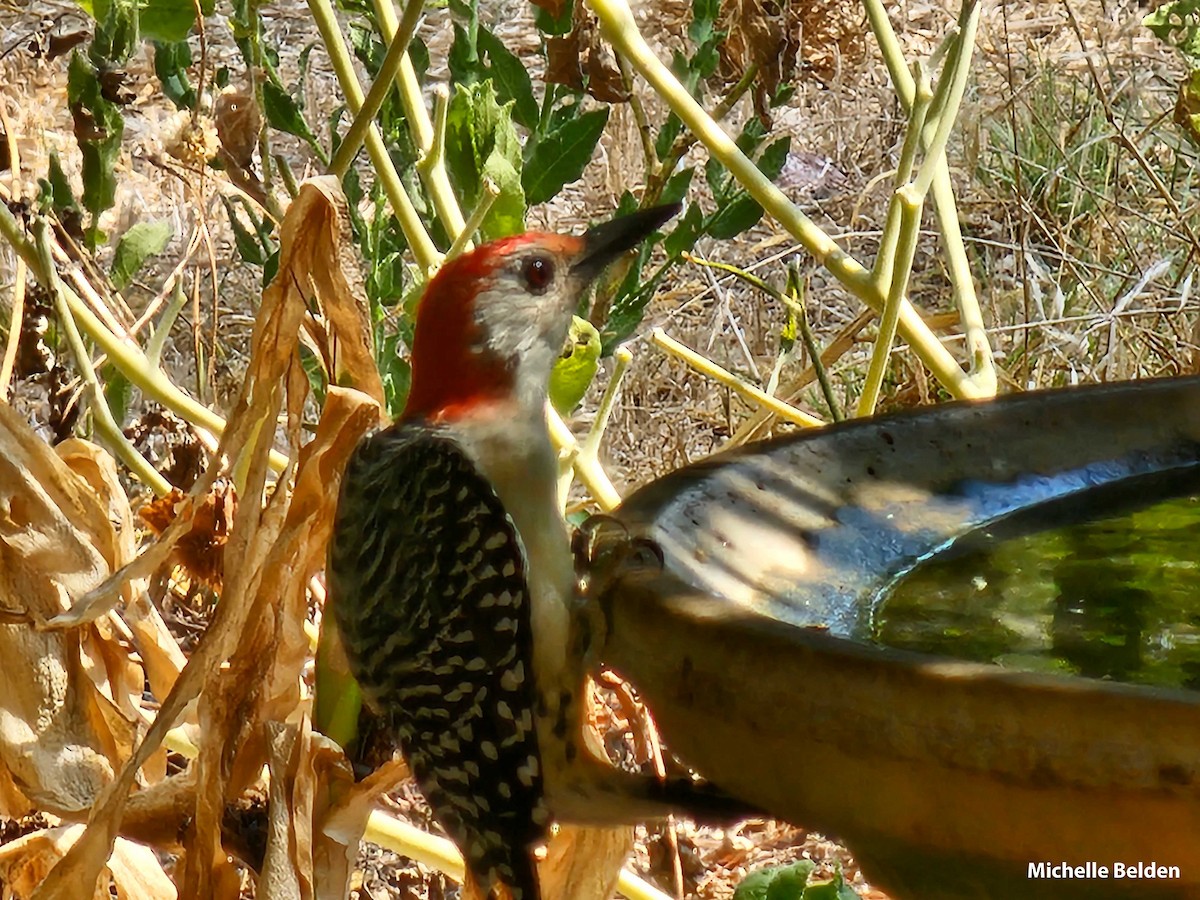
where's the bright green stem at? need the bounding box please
[34,220,171,496]
[863,0,996,393]
[872,63,931,290]
[786,264,842,422]
[858,195,923,417]
[308,0,440,272]
[912,7,978,199]
[586,0,986,400]
[547,405,621,511]
[146,279,189,368]
[328,0,424,178]
[652,328,824,428]
[362,811,672,900]
[582,345,633,460]
[445,176,498,262]
[373,0,468,242]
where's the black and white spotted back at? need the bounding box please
[328,423,548,900]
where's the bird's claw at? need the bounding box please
[571,514,663,593]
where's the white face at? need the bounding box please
[471,248,584,410]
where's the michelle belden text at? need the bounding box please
[1029,862,1182,880]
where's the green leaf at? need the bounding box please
[549,316,601,415]
[655,112,684,161]
[705,154,731,202]
[801,872,862,900]
[298,342,328,407]
[262,80,319,147]
[379,331,412,420]
[111,220,173,290]
[91,0,139,64]
[663,202,703,257]
[660,166,695,205]
[313,617,364,749]
[692,38,721,79]
[478,27,538,130]
[759,135,792,181]
[689,0,718,45]
[140,0,214,42]
[67,52,124,245]
[101,364,134,426]
[706,136,791,239]
[153,40,196,109]
[534,0,574,34]
[734,861,816,900]
[601,240,663,351]
[706,195,763,239]
[1176,68,1200,145]
[523,108,608,205]
[1145,0,1200,57]
[42,152,80,214]
[221,195,273,266]
[446,81,526,238]
[409,35,430,83]
[449,21,482,85]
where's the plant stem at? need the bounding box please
[644,63,758,205]
[786,264,842,422]
[363,811,672,900]
[445,177,498,261]
[862,0,996,394]
[562,345,634,505]
[0,254,25,402]
[34,220,172,496]
[546,405,621,511]
[0,201,289,472]
[652,328,824,428]
[372,0,468,241]
[329,0,424,178]
[587,0,985,400]
[618,54,657,179]
[308,0,441,272]
[685,253,841,420]
[857,197,922,417]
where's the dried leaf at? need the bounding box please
[584,38,629,103]
[545,34,585,90]
[0,407,142,817]
[261,385,378,725]
[288,177,386,417]
[214,90,261,170]
[717,0,865,120]
[140,482,238,590]
[0,825,175,900]
[56,439,136,573]
[317,755,410,896]
[34,176,325,900]
[261,723,305,900]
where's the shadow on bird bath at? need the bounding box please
[603,376,1200,900]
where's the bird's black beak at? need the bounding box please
[572,203,682,281]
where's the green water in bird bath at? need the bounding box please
[875,495,1200,691]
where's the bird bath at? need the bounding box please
[603,376,1200,900]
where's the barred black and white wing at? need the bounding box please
[328,423,547,900]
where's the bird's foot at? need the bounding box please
[571,514,663,595]
[570,515,663,670]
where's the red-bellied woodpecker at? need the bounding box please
[328,205,746,900]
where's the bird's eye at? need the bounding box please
[520,255,555,294]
